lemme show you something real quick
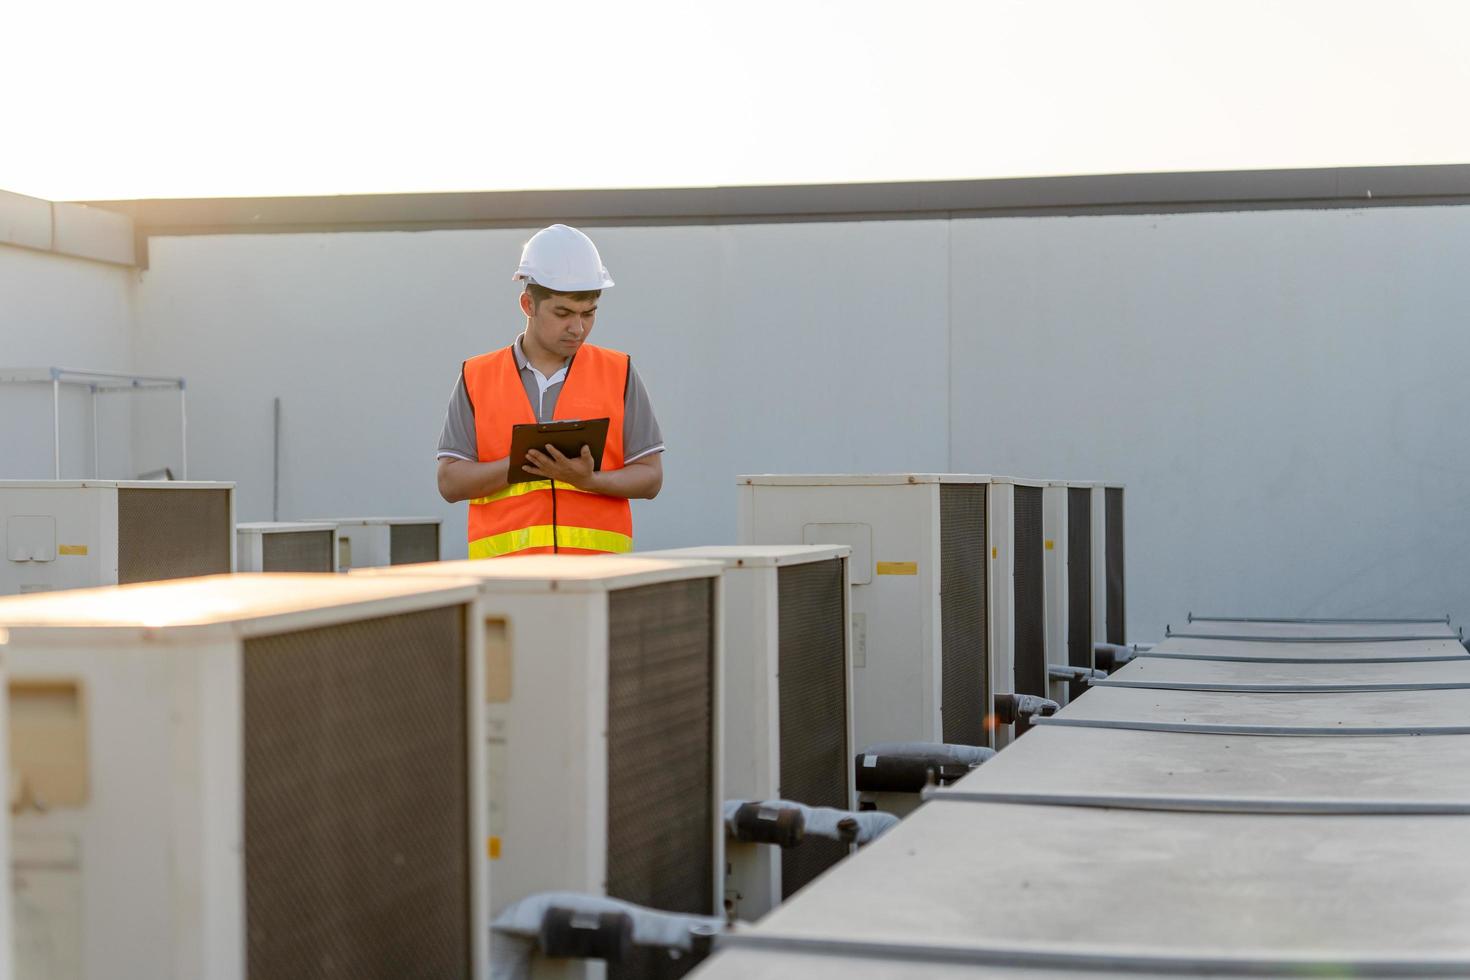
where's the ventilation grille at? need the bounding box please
[607,578,715,980]
[1012,486,1047,725]
[243,605,471,980]
[117,487,232,584]
[261,529,335,573]
[777,558,850,898]
[1067,488,1094,701]
[1106,487,1126,645]
[390,523,440,565]
[939,484,988,747]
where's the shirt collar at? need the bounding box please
[513,333,570,383]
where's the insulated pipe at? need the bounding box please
[723,799,898,846]
[491,892,723,980]
[993,693,1059,726]
[1048,664,1107,687]
[855,742,996,794]
[724,801,806,848]
[1094,642,1138,672]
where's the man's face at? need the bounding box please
[522,291,597,359]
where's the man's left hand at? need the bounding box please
[523,444,597,488]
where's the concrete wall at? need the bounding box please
[132,206,1470,639]
[0,244,139,479]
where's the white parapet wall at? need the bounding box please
[0,190,140,480]
[78,182,1470,639]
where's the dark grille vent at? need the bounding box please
[390,523,440,565]
[243,606,471,980]
[1012,486,1046,732]
[607,578,715,980]
[117,487,232,584]
[1106,487,1126,645]
[939,484,988,747]
[777,558,850,898]
[261,530,335,573]
[1067,487,1093,701]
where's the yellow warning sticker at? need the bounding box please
[991,547,998,559]
[58,545,88,557]
[488,836,502,860]
[1044,540,1054,551]
[875,561,918,576]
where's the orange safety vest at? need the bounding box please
[462,343,633,558]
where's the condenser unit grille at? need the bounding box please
[1012,485,1047,714]
[777,557,850,898]
[1106,487,1126,645]
[607,577,715,979]
[261,530,335,573]
[1067,488,1093,670]
[242,606,471,980]
[390,523,439,565]
[117,487,232,584]
[939,484,988,747]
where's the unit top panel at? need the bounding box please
[236,521,337,534]
[697,946,1228,980]
[351,554,722,592]
[739,474,996,486]
[0,480,234,490]
[746,800,1470,967]
[933,724,1470,810]
[1104,655,1470,689]
[0,573,480,638]
[640,544,851,567]
[1049,685,1470,731]
[1171,619,1459,641]
[300,516,441,526]
[1150,636,1469,661]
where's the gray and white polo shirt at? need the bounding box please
[436,335,665,464]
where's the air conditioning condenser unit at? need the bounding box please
[641,544,855,921]
[1,480,234,595]
[235,521,338,573]
[0,572,488,980]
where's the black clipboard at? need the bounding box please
[507,418,610,484]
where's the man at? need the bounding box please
[436,224,664,557]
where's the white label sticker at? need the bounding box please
[863,754,878,768]
[852,612,867,669]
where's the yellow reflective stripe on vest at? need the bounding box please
[470,480,602,506]
[468,524,632,559]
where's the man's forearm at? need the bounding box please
[582,459,662,500]
[437,457,510,503]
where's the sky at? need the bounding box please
[5,0,1470,201]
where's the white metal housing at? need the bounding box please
[353,555,725,976]
[0,480,236,595]
[234,521,339,573]
[641,544,855,921]
[0,573,488,980]
[1042,482,1070,706]
[305,516,441,571]
[739,475,1017,752]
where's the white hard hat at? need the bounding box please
[512,224,615,292]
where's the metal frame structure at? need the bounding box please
[0,367,187,479]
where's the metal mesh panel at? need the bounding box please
[1067,488,1094,702]
[261,530,335,573]
[607,578,715,980]
[243,606,471,980]
[390,523,440,565]
[1106,487,1126,645]
[777,558,850,898]
[940,484,988,747]
[1012,486,1047,723]
[117,487,232,584]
